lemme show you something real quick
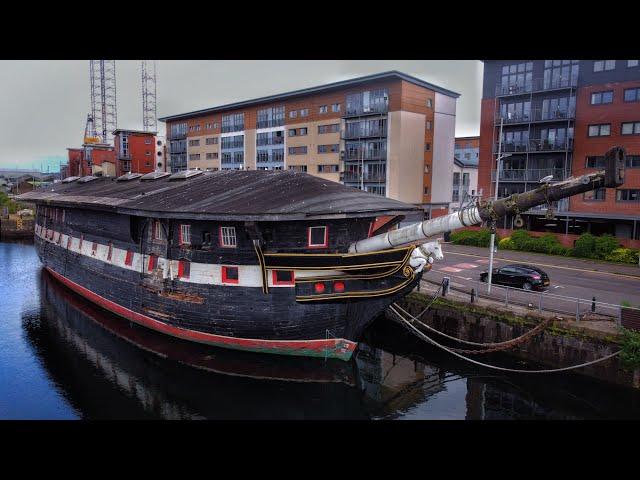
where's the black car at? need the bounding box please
[480,264,550,291]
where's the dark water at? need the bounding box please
[2,240,640,420]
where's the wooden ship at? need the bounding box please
[18,147,626,361]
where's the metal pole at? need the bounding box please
[488,117,504,294]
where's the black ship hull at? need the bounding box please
[36,232,421,360]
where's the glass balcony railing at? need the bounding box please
[491,168,568,182]
[344,150,387,162]
[495,76,577,97]
[495,107,575,125]
[344,103,388,117]
[494,138,573,153]
[343,125,387,139]
[340,172,386,183]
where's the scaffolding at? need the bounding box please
[141,60,158,132]
[89,60,118,144]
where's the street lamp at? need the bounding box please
[487,117,513,294]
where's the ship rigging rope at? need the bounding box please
[388,305,621,374]
[391,302,553,353]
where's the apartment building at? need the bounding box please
[451,136,479,211]
[113,129,159,177]
[159,71,459,216]
[66,144,115,178]
[480,60,640,247]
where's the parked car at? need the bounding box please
[480,264,550,291]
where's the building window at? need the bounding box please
[590,91,613,105]
[220,226,237,247]
[426,98,433,108]
[622,122,640,135]
[425,143,431,151]
[586,156,605,168]
[124,250,134,266]
[616,189,640,202]
[626,155,640,168]
[206,152,218,160]
[288,146,307,155]
[272,270,295,286]
[426,120,432,130]
[332,103,341,112]
[317,164,339,173]
[624,88,640,102]
[221,266,239,284]
[318,144,339,154]
[593,60,616,72]
[189,154,200,161]
[424,187,429,195]
[318,124,339,134]
[588,124,610,137]
[319,105,327,113]
[628,60,639,68]
[289,110,297,119]
[145,138,152,144]
[424,165,430,174]
[178,260,190,279]
[179,224,191,245]
[501,62,533,92]
[583,188,606,201]
[288,165,307,172]
[288,127,308,137]
[205,137,218,145]
[300,108,309,117]
[308,226,328,248]
[189,139,199,147]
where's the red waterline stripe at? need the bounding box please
[45,267,357,358]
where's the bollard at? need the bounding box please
[442,277,450,297]
[470,288,476,304]
[576,298,580,321]
[592,296,596,313]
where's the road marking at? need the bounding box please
[456,276,473,280]
[475,259,490,264]
[443,250,640,280]
[439,266,463,273]
[453,262,479,269]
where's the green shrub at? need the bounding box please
[499,236,515,250]
[605,248,640,264]
[509,229,531,250]
[572,233,597,258]
[620,328,640,370]
[594,234,620,259]
[548,244,571,256]
[450,228,499,248]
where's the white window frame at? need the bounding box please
[308,225,328,247]
[180,224,191,245]
[220,226,237,248]
[154,220,162,240]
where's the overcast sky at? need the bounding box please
[0,60,483,172]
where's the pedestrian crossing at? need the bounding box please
[438,259,491,274]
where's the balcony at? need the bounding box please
[221,124,244,134]
[490,168,568,183]
[527,198,569,213]
[494,107,575,125]
[342,125,387,139]
[256,119,285,129]
[118,153,131,160]
[168,132,187,140]
[340,172,386,183]
[494,138,573,154]
[344,150,388,162]
[256,137,285,147]
[495,76,577,97]
[343,104,388,118]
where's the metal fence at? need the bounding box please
[426,276,640,326]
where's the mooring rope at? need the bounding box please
[388,305,621,374]
[391,302,553,353]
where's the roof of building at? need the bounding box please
[17,170,421,221]
[112,129,157,136]
[158,70,460,122]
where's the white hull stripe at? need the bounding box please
[35,224,342,288]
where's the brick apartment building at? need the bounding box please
[480,60,640,247]
[159,71,460,218]
[65,130,166,179]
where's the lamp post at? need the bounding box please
[487,116,512,294]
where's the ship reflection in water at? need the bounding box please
[22,266,639,420]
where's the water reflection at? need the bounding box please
[7,240,640,419]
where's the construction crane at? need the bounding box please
[89,60,117,143]
[141,60,157,132]
[83,113,100,145]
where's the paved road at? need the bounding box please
[422,244,640,314]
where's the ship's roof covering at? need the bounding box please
[16,170,421,221]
